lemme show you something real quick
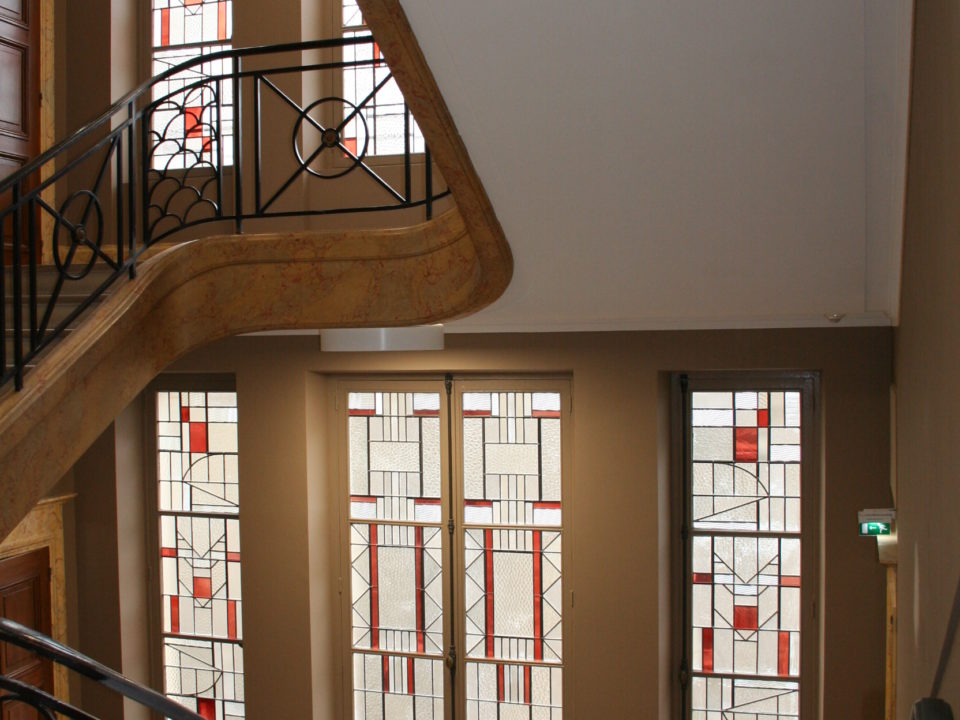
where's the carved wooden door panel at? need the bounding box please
[0,547,53,720]
[0,0,40,263]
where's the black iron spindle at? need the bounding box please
[11,182,23,389]
[404,103,411,203]
[27,195,37,352]
[1,218,7,378]
[253,74,261,214]
[127,101,136,276]
[140,107,150,255]
[116,134,124,268]
[215,77,224,221]
[233,58,243,232]
[425,146,433,221]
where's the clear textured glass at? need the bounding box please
[689,389,804,718]
[157,390,244,718]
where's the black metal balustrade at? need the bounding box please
[0,617,202,719]
[0,36,448,391]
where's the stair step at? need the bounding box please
[3,292,107,327]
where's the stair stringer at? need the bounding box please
[0,208,495,540]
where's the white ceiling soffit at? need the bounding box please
[398,0,913,332]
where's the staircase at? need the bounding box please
[0,0,512,545]
[3,265,114,380]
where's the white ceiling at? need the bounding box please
[397,0,914,332]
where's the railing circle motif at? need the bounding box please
[292,97,369,179]
[52,190,104,281]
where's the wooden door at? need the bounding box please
[0,547,53,720]
[0,0,40,263]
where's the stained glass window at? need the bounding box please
[342,0,425,157]
[687,388,805,720]
[347,391,445,719]
[157,390,244,720]
[151,0,234,170]
[461,391,564,720]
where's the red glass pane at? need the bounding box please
[160,9,170,46]
[196,698,215,720]
[217,1,227,40]
[193,577,212,599]
[702,628,714,672]
[733,605,758,630]
[189,422,208,453]
[758,408,770,427]
[227,600,237,639]
[170,596,180,634]
[185,106,203,137]
[778,631,790,676]
[735,427,758,462]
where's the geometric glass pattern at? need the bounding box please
[342,0,425,157]
[157,391,244,720]
[689,390,802,719]
[348,392,444,719]
[151,0,234,169]
[462,391,563,719]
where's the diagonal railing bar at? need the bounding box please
[341,70,394,131]
[0,35,451,392]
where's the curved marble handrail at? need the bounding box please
[0,0,513,541]
[0,208,500,538]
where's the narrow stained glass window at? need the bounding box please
[348,391,445,720]
[151,0,234,170]
[157,390,244,720]
[341,0,425,157]
[462,391,564,720]
[687,389,804,720]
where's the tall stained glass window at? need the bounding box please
[157,390,244,720]
[342,0,425,157]
[151,0,234,169]
[347,391,445,719]
[461,391,563,720]
[683,381,815,720]
[343,383,567,719]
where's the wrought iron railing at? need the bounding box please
[0,617,202,719]
[0,36,448,391]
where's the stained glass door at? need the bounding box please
[341,380,569,720]
[681,377,817,720]
[457,387,565,720]
[345,388,448,719]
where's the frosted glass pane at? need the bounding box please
[462,391,563,526]
[485,444,538,475]
[352,654,444,720]
[692,428,732,462]
[465,662,561,718]
[348,392,442,522]
[350,524,443,655]
[464,529,562,663]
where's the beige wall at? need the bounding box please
[58,327,891,718]
[894,2,960,716]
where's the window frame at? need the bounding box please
[336,0,426,164]
[335,376,574,720]
[145,0,236,172]
[144,373,245,719]
[671,372,821,720]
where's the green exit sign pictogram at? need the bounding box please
[859,522,891,536]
